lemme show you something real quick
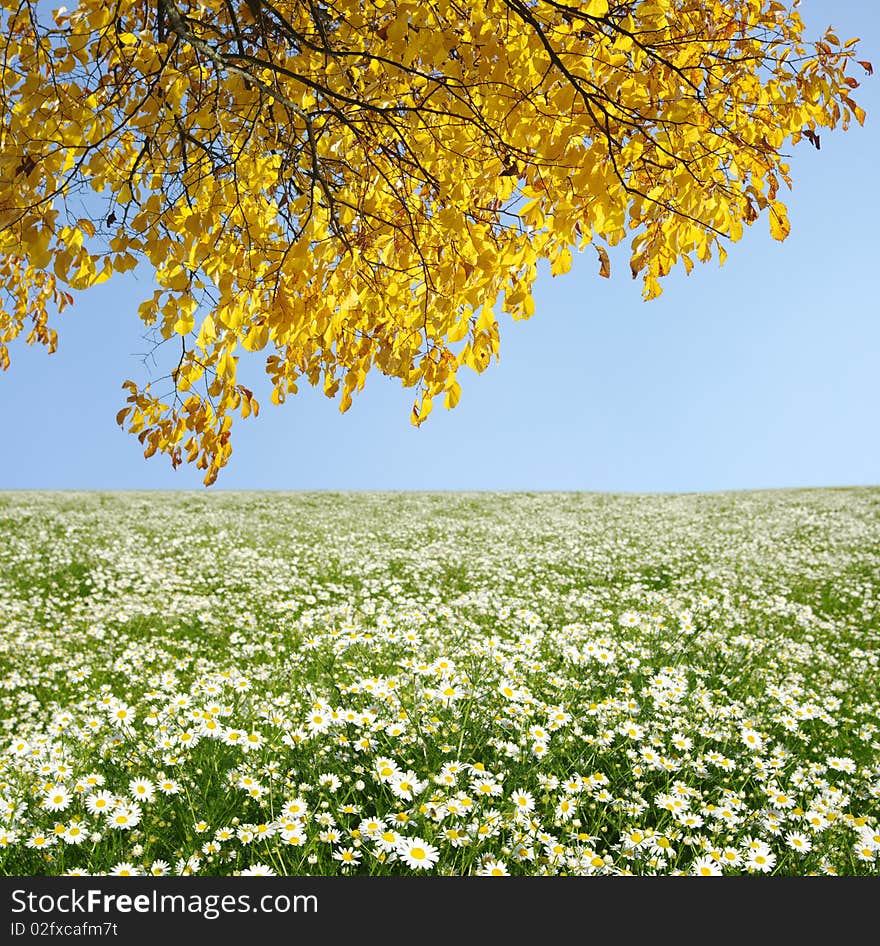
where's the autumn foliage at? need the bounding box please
[0,1,870,483]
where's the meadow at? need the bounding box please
[0,489,877,876]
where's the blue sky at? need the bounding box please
[1,1,877,492]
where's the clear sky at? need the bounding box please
[1,1,877,492]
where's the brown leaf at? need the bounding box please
[16,155,36,176]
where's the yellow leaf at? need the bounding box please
[197,315,217,346]
[475,305,495,334]
[550,247,572,276]
[447,318,470,343]
[90,258,113,286]
[411,393,433,426]
[444,380,461,410]
[173,311,195,336]
[769,201,790,242]
[241,323,268,352]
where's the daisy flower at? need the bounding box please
[241,864,277,876]
[396,836,440,871]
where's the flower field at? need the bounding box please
[0,489,878,876]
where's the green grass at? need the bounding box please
[0,488,878,876]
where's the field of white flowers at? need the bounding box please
[0,489,878,876]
